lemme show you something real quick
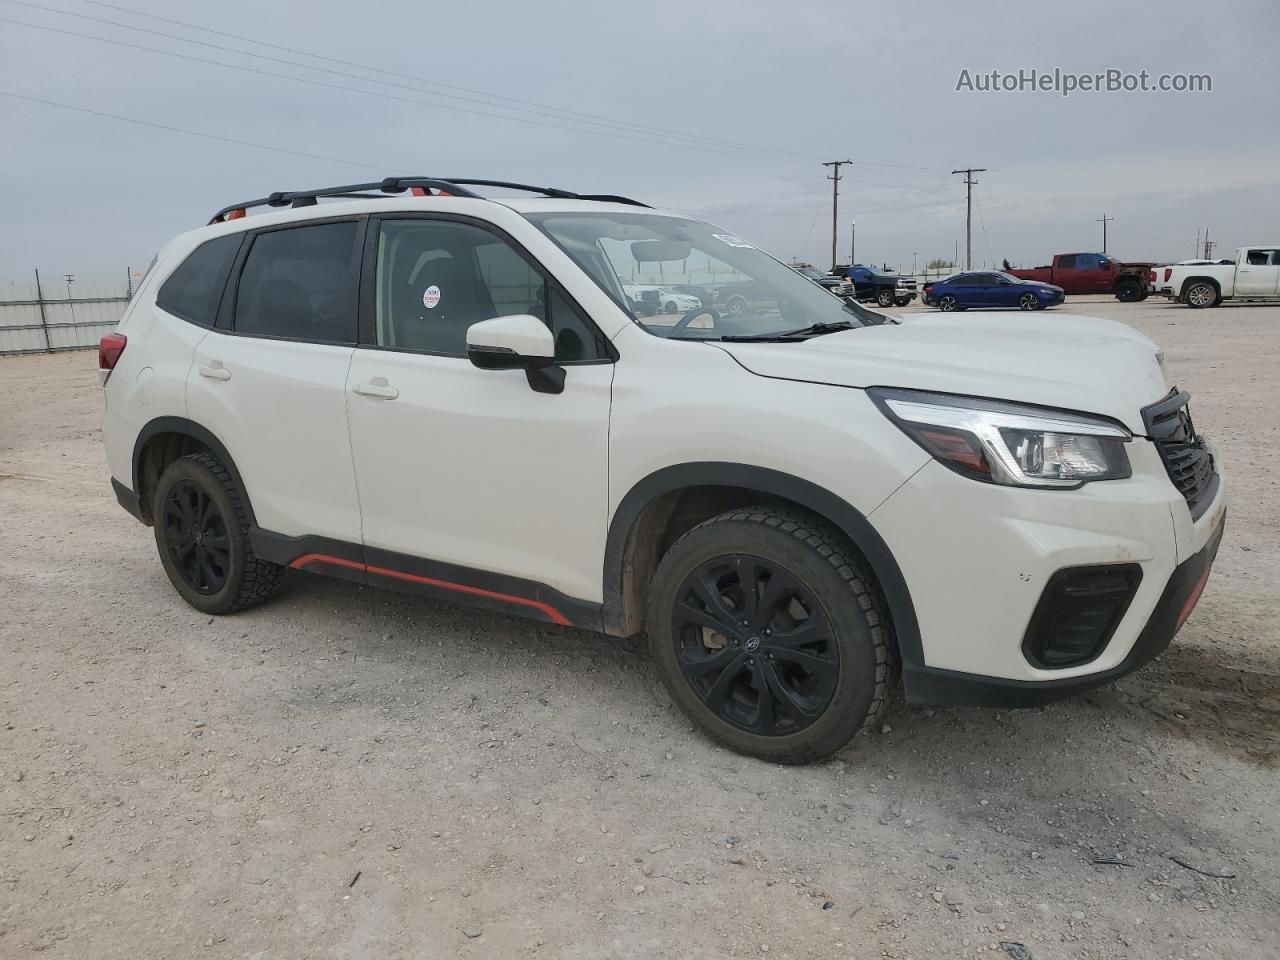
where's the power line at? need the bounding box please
[76,0,823,161]
[1,0,813,162]
[0,15,817,161]
[0,89,390,170]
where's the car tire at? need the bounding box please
[646,506,893,764]
[938,295,958,312]
[152,452,284,615]
[1115,279,1142,302]
[876,289,895,307]
[725,295,748,316]
[1018,292,1042,311]
[663,301,678,314]
[894,297,910,307]
[1184,281,1217,308]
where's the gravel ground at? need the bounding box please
[2,296,1277,960]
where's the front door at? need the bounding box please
[345,215,614,619]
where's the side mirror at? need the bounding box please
[466,314,563,394]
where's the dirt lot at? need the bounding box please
[2,296,1278,960]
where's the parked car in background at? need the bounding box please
[1006,253,1153,302]
[788,262,855,298]
[1147,260,1233,296]
[622,284,701,315]
[836,265,917,307]
[924,272,1065,312]
[1165,246,1280,307]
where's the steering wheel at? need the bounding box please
[668,307,720,336]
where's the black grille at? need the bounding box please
[1142,389,1218,519]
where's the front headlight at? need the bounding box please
[1039,288,1056,296]
[895,278,907,286]
[869,388,1132,488]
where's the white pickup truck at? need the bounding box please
[1166,246,1280,307]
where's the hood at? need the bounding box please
[713,312,1169,433]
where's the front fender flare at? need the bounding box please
[602,462,923,670]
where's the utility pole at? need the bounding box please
[951,168,986,270]
[1203,228,1215,260]
[1097,213,1113,253]
[822,160,852,271]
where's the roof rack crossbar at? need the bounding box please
[208,176,647,224]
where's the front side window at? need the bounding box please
[373,219,607,361]
[156,233,241,326]
[234,221,360,342]
[528,213,881,341]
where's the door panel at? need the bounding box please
[346,351,613,602]
[1235,249,1280,296]
[187,333,361,541]
[185,218,364,543]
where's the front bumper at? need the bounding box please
[869,438,1226,706]
[903,516,1223,706]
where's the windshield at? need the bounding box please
[527,212,882,340]
[793,265,826,280]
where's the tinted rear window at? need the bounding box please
[155,234,241,326]
[234,221,360,342]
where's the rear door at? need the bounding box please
[186,218,364,544]
[1235,248,1280,296]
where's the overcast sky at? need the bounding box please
[2,0,1277,286]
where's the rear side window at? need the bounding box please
[1057,255,1079,269]
[155,234,241,326]
[234,221,360,342]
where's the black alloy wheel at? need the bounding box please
[1018,291,1041,311]
[163,479,231,594]
[152,452,284,614]
[938,295,958,312]
[647,506,893,763]
[672,554,839,736]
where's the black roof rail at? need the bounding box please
[208,176,648,224]
[440,179,650,208]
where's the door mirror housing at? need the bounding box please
[466,314,564,394]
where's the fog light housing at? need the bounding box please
[1023,564,1143,668]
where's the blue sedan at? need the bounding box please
[922,272,1064,312]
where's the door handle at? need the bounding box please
[353,378,399,400]
[198,363,231,381]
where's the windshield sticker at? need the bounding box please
[422,285,441,309]
[712,233,754,249]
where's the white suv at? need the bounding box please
[101,177,1227,763]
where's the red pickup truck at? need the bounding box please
[1006,252,1154,302]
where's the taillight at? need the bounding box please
[1147,270,1156,283]
[1164,268,1172,282]
[98,333,127,383]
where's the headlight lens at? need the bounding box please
[869,388,1132,487]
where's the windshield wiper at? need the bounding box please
[718,333,808,342]
[718,320,857,343]
[775,320,857,337]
